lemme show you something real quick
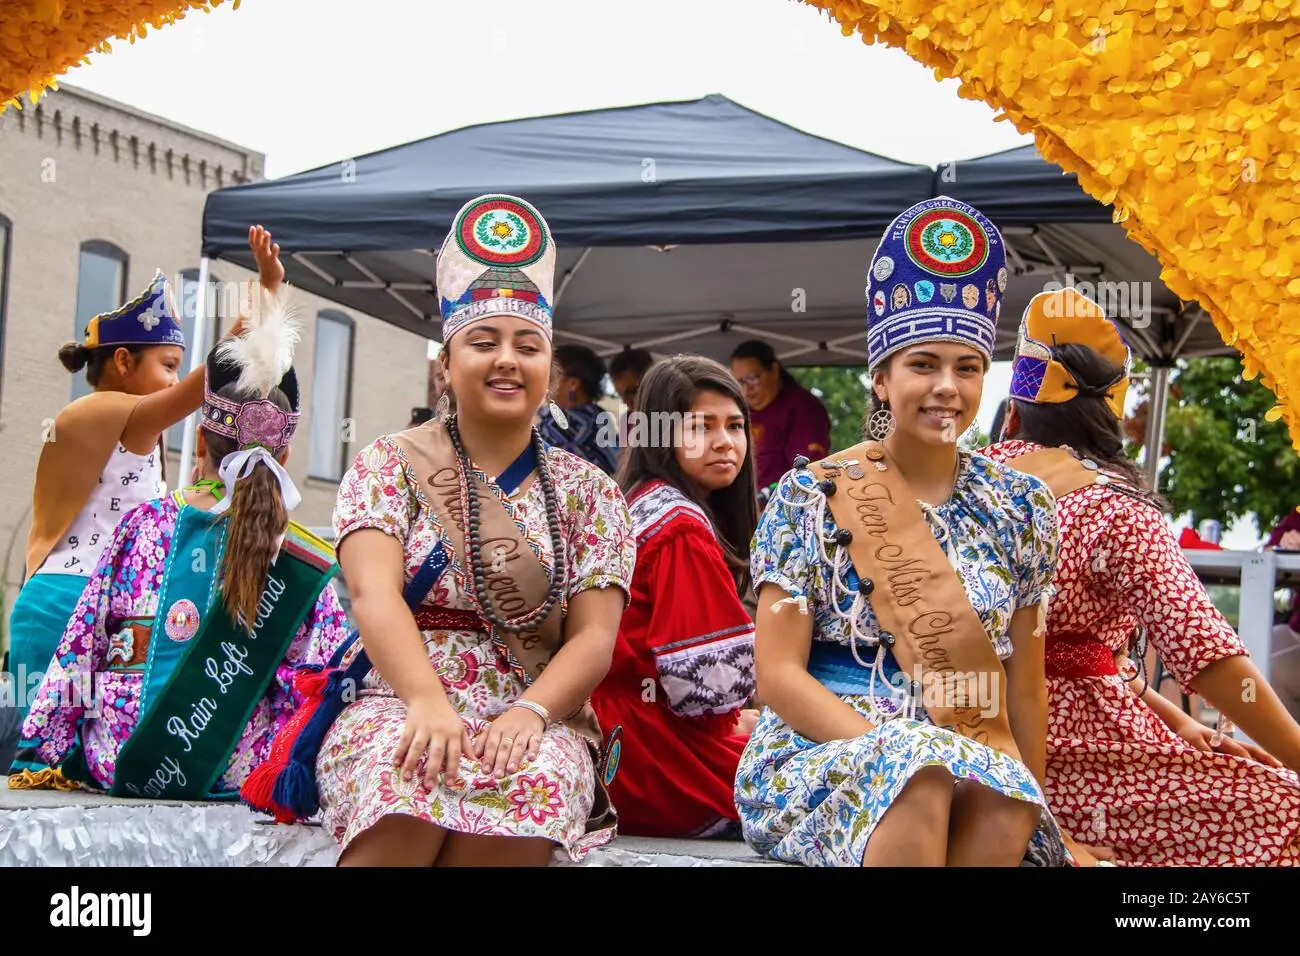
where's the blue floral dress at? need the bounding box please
[733,450,1073,867]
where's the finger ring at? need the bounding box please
[501,736,514,744]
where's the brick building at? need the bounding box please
[0,85,429,652]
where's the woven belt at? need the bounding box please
[413,605,488,633]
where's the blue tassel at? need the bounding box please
[274,649,371,819]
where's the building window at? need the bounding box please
[308,310,355,481]
[0,215,10,407]
[166,268,225,452]
[71,240,128,401]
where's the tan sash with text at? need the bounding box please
[999,447,1101,501]
[392,421,605,750]
[812,440,1097,866]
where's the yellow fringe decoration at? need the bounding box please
[7,767,82,791]
[0,0,240,113]
[803,1,1300,451]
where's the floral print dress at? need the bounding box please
[317,436,634,862]
[20,494,350,792]
[985,439,1300,866]
[734,451,1073,867]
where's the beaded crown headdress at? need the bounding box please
[201,286,302,452]
[82,269,186,351]
[866,196,1007,371]
[1009,288,1132,420]
[436,194,556,342]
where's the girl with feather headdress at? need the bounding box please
[16,268,351,800]
[6,228,282,783]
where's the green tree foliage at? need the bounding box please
[1158,357,1300,531]
[794,366,870,453]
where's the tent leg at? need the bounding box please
[1143,363,1171,492]
[177,257,211,489]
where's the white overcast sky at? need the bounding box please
[58,0,1253,540]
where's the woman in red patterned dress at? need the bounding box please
[983,288,1300,867]
[591,356,759,838]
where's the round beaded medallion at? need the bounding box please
[165,598,200,643]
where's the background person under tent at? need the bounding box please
[538,344,620,476]
[729,339,831,499]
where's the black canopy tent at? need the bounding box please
[199,94,936,365]
[192,94,1233,483]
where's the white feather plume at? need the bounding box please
[214,283,301,398]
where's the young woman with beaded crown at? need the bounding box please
[18,259,351,800]
[982,288,1300,866]
[301,194,634,867]
[734,196,1095,867]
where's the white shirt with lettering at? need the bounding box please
[37,442,166,577]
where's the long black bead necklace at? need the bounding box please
[446,414,567,633]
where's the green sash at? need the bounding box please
[106,499,337,799]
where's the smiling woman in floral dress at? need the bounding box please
[280,195,634,867]
[734,197,1085,868]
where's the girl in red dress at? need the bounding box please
[983,288,1300,866]
[591,356,759,838]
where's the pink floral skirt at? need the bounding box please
[316,624,612,862]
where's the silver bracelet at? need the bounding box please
[511,698,551,729]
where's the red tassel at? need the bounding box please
[242,668,331,820]
[241,761,280,812]
[293,669,330,697]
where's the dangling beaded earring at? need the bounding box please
[435,390,451,422]
[548,397,569,431]
[867,398,895,442]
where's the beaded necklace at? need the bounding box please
[445,415,567,633]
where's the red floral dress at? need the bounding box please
[590,481,755,837]
[984,440,1300,866]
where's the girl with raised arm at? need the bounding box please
[19,278,348,799]
[7,226,280,781]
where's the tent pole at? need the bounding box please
[178,256,210,490]
[1143,363,1171,493]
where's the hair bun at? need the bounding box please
[57,342,90,373]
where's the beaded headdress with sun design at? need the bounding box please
[865,196,1007,371]
[436,194,557,342]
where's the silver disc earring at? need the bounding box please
[867,401,896,442]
